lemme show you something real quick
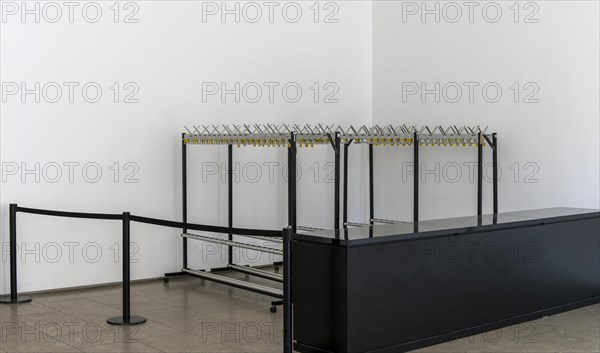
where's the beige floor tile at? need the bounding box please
[193,322,282,353]
[188,319,278,343]
[139,306,205,322]
[181,299,252,317]
[0,302,57,318]
[0,312,21,325]
[539,317,600,339]
[60,321,138,349]
[141,332,241,352]
[561,339,600,353]
[44,297,110,312]
[154,291,233,308]
[117,320,182,341]
[221,335,283,353]
[1,330,81,352]
[67,308,123,324]
[10,310,83,329]
[85,294,172,312]
[207,306,276,323]
[130,285,196,301]
[76,287,122,300]
[54,319,177,350]
[32,291,85,304]
[160,314,225,333]
[78,342,160,353]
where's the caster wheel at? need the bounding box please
[163,277,170,283]
[274,266,279,273]
[270,306,277,313]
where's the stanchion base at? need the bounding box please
[0,295,32,304]
[107,316,147,326]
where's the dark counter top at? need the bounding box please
[294,207,600,246]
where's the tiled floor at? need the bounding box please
[1,270,598,353]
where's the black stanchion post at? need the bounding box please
[334,132,341,230]
[108,212,146,325]
[413,132,419,226]
[492,133,498,215]
[288,132,297,233]
[228,144,233,265]
[369,144,374,224]
[283,227,293,353]
[477,132,483,218]
[368,143,375,238]
[0,204,32,304]
[182,134,188,269]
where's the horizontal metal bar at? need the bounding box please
[228,264,283,283]
[183,135,482,146]
[132,215,281,237]
[370,218,409,224]
[237,234,283,243]
[182,233,283,256]
[183,131,484,141]
[17,207,121,220]
[182,268,283,298]
[344,222,371,227]
[296,225,327,231]
[11,206,282,237]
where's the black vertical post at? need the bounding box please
[492,133,498,215]
[122,212,131,322]
[334,132,341,230]
[282,227,293,353]
[369,144,374,224]
[0,204,32,304]
[343,142,350,228]
[108,212,146,325]
[9,204,17,301]
[182,134,188,269]
[477,133,483,217]
[288,133,297,233]
[413,132,419,224]
[228,144,233,265]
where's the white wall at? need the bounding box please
[2,0,599,294]
[0,1,372,293]
[373,1,600,221]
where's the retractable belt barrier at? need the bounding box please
[1,203,293,352]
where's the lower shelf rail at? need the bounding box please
[182,268,283,298]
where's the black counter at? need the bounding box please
[292,208,600,353]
